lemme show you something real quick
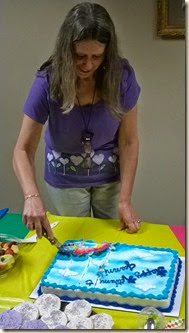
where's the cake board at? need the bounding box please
[30,257,185,318]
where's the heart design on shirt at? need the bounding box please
[70,155,83,166]
[60,157,69,165]
[92,154,104,165]
[108,155,117,163]
[52,150,61,159]
[47,153,53,162]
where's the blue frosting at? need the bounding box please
[40,240,179,309]
[38,258,182,313]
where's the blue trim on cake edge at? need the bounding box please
[40,242,178,300]
[38,258,182,313]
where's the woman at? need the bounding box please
[13,2,141,239]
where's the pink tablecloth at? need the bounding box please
[169,225,185,249]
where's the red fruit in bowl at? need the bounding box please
[5,248,14,255]
[9,241,17,248]
[1,242,9,250]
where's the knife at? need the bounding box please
[22,221,59,243]
[42,226,62,250]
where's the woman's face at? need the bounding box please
[73,40,106,79]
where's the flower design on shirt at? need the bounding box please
[52,150,61,159]
[59,157,69,175]
[47,153,53,162]
[70,155,83,166]
[47,153,53,172]
[46,149,119,178]
[92,154,105,173]
[48,151,61,173]
[47,151,63,174]
[108,154,118,172]
[92,154,104,165]
[69,155,84,173]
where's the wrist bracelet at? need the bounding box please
[25,194,40,200]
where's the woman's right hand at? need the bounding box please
[22,196,54,239]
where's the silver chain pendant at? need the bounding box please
[81,131,93,169]
[83,152,92,169]
[76,87,96,170]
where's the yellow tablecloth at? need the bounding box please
[0,213,185,329]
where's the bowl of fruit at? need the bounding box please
[0,234,20,276]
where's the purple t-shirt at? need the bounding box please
[22,59,140,188]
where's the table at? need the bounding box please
[0,212,185,329]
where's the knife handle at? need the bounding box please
[42,227,58,245]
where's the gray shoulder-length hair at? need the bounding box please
[42,2,123,118]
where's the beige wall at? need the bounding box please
[0,0,185,225]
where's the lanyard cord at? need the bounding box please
[76,85,96,131]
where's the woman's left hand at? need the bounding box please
[118,201,140,233]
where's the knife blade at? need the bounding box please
[23,221,59,243]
